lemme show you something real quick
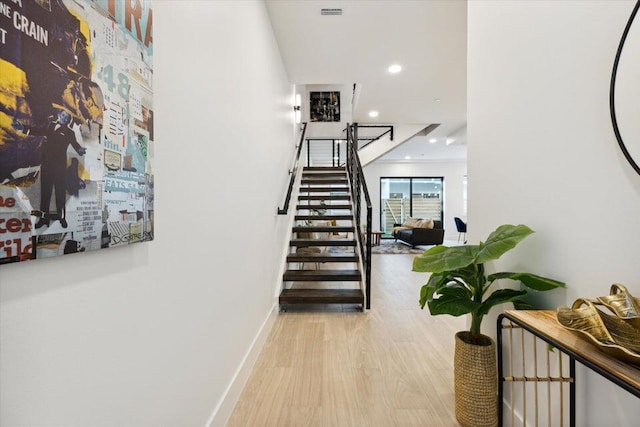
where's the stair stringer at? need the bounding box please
[344,170,367,307]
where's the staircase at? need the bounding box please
[279,166,365,310]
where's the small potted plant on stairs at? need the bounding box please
[412,224,564,427]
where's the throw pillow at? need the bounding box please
[416,219,434,229]
[403,217,421,228]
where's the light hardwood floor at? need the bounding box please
[227,254,465,427]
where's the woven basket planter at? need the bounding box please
[454,331,498,427]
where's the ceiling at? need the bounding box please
[265,0,467,161]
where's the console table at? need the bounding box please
[497,310,640,427]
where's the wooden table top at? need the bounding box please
[502,310,640,395]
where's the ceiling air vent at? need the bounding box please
[321,8,342,16]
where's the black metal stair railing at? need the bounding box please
[277,122,308,215]
[353,124,393,150]
[304,124,394,167]
[305,138,347,167]
[346,123,372,309]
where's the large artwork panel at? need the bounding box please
[0,0,154,264]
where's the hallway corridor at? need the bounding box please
[227,254,465,426]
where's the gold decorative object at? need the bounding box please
[556,298,640,365]
[596,283,640,328]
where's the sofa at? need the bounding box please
[392,218,444,247]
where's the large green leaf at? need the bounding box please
[419,274,442,308]
[413,245,478,274]
[449,264,481,288]
[419,272,473,308]
[419,284,433,309]
[475,224,534,264]
[477,289,527,316]
[488,272,565,291]
[428,286,478,316]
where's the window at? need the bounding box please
[380,177,444,236]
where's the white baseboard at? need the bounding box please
[206,302,278,427]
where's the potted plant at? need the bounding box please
[413,224,565,427]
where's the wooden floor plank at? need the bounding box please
[227,254,465,426]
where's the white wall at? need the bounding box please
[364,160,467,240]
[468,1,640,425]
[358,124,430,166]
[0,1,294,426]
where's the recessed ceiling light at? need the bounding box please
[388,64,402,74]
[369,111,379,118]
[404,155,411,160]
[429,138,437,143]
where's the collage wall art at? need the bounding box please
[0,0,154,264]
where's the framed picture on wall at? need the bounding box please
[310,91,340,122]
[0,0,154,265]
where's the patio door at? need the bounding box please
[380,177,443,236]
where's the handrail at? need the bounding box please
[341,124,394,150]
[277,122,308,215]
[356,125,393,150]
[346,123,372,309]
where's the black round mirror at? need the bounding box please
[611,1,640,175]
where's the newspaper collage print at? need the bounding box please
[0,0,154,264]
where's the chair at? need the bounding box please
[296,230,321,270]
[296,220,332,269]
[454,217,467,243]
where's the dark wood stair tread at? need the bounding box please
[303,167,346,172]
[295,215,353,221]
[298,187,350,193]
[287,253,359,263]
[292,226,354,232]
[301,179,348,185]
[290,239,356,247]
[279,288,364,304]
[301,176,348,180]
[302,172,347,178]
[283,269,362,281]
[299,195,351,200]
[296,204,352,210]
